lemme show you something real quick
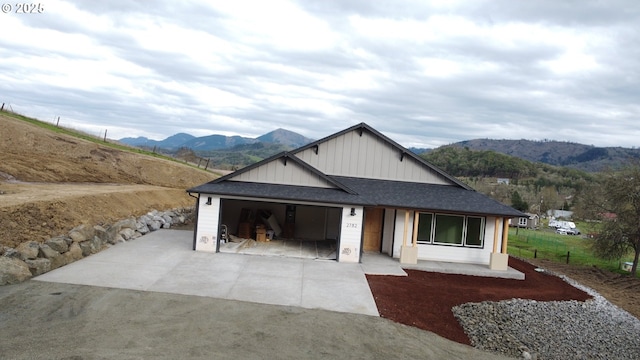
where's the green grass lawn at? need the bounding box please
[508,225,637,276]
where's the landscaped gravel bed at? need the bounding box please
[453,273,640,359]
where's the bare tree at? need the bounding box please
[578,163,640,275]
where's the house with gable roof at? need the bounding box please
[187,123,524,270]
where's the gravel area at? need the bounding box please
[453,271,640,359]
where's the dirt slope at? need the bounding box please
[0,113,216,247]
[527,258,640,319]
[0,114,215,187]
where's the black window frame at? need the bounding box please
[416,212,486,248]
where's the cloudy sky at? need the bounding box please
[1,0,639,148]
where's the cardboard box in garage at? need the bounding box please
[256,226,267,242]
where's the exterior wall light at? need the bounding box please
[350,208,356,216]
[206,197,212,205]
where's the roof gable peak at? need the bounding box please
[213,151,357,194]
[292,122,472,190]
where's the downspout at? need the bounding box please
[359,207,366,263]
[187,192,199,251]
[412,210,419,247]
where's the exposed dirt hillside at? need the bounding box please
[0,113,217,248]
[0,114,215,187]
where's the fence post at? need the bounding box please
[103,129,107,142]
[1,103,4,111]
[534,249,537,259]
[204,158,210,170]
[566,251,570,264]
[56,116,60,127]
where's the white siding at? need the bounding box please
[381,209,395,256]
[232,158,334,188]
[195,195,220,253]
[485,216,498,253]
[391,211,494,265]
[338,206,363,263]
[296,130,452,184]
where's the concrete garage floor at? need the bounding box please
[35,230,381,316]
[220,237,338,260]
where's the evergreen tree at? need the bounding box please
[511,191,529,212]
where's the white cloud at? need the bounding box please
[0,0,639,149]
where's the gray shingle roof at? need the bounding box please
[333,176,524,217]
[188,177,524,217]
[187,181,374,206]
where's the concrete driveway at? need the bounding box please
[35,230,380,316]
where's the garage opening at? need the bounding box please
[218,199,342,260]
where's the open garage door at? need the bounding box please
[218,198,342,260]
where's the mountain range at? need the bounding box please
[446,139,640,172]
[119,128,314,151]
[119,129,639,172]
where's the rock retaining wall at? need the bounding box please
[0,207,194,286]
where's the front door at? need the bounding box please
[363,207,383,251]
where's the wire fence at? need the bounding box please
[508,230,631,272]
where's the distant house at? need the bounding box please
[497,178,510,185]
[511,213,539,229]
[600,212,617,220]
[547,209,573,219]
[187,123,525,270]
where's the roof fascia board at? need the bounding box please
[209,151,289,184]
[209,151,357,195]
[198,194,360,208]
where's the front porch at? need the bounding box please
[217,238,525,279]
[361,252,525,279]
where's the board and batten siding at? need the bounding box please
[338,206,363,263]
[295,129,451,184]
[195,195,220,253]
[231,157,334,188]
[391,211,496,265]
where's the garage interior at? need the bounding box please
[217,199,342,260]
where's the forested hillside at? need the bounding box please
[448,139,640,172]
[421,146,596,214]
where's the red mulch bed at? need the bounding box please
[365,257,592,345]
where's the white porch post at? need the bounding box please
[400,210,418,264]
[489,217,509,270]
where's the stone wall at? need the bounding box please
[0,207,194,286]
